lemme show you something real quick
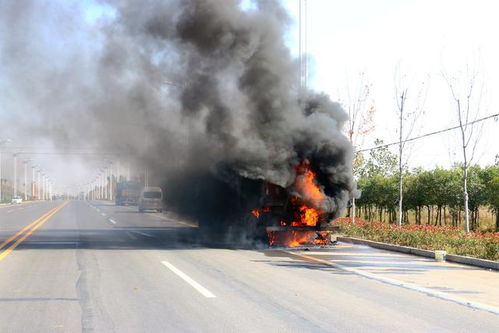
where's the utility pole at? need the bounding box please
[299,0,308,93]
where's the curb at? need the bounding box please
[337,236,499,271]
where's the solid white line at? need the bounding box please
[161,261,216,298]
[286,251,499,316]
[109,219,117,224]
[131,230,155,238]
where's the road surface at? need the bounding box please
[0,200,497,332]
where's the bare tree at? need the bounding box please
[342,72,375,223]
[443,66,484,233]
[394,70,427,226]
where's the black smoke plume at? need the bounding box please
[0,0,356,235]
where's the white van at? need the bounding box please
[11,196,23,204]
[138,187,163,213]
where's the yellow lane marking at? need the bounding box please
[0,207,57,251]
[0,201,69,261]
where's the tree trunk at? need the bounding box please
[457,98,471,233]
[351,197,356,224]
[439,206,443,226]
[398,117,404,226]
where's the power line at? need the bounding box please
[357,113,499,153]
[0,149,119,156]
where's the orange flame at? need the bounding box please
[267,231,330,247]
[294,163,324,206]
[290,205,320,226]
[252,207,270,219]
[289,161,325,227]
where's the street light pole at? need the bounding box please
[0,139,11,202]
[41,174,44,200]
[13,153,17,197]
[100,171,104,200]
[23,160,28,201]
[109,161,113,201]
[37,169,41,200]
[32,165,35,199]
[0,151,2,202]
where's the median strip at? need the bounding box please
[0,201,68,261]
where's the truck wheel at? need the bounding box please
[157,209,162,213]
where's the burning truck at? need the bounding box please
[249,159,340,247]
[78,0,357,248]
[165,152,350,248]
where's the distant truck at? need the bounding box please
[115,181,141,206]
[138,187,163,213]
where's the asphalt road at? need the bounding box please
[0,200,497,332]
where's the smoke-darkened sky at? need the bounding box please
[1,0,497,196]
[0,0,354,210]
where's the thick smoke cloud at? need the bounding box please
[0,0,355,227]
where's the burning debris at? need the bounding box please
[1,0,357,247]
[267,231,332,248]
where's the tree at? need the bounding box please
[342,72,376,223]
[394,70,426,225]
[357,139,397,178]
[444,66,484,232]
[479,165,499,230]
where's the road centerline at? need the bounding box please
[161,261,216,298]
[0,206,58,252]
[0,201,69,261]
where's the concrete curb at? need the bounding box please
[337,236,499,271]
[445,254,499,271]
